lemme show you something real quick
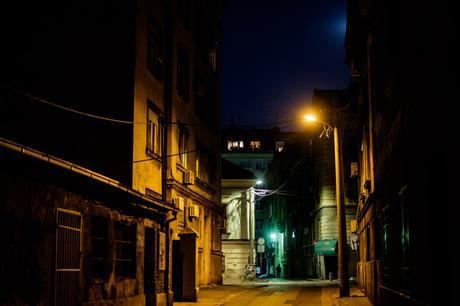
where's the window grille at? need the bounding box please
[55,208,82,306]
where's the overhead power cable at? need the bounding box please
[3,84,210,128]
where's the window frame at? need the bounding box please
[178,125,189,168]
[177,46,190,102]
[146,100,163,160]
[147,16,164,81]
[114,222,137,279]
[90,216,109,279]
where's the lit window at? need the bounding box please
[275,141,284,152]
[249,141,261,150]
[227,140,244,151]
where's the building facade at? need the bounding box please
[222,127,299,276]
[0,0,224,305]
[310,89,359,280]
[345,0,456,305]
[220,159,257,284]
[262,132,315,279]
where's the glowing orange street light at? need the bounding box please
[304,113,350,297]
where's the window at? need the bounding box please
[195,141,216,185]
[176,0,191,29]
[249,141,261,151]
[227,140,244,151]
[255,161,265,170]
[147,101,163,158]
[275,141,284,152]
[208,42,218,72]
[115,222,137,278]
[400,186,410,288]
[91,216,109,279]
[179,126,189,168]
[177,47,189,101]
[147,17,164,80]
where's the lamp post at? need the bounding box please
[249,180,263,267]
[305,114,350,297]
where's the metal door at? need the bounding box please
[55,208,82,306]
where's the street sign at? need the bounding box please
[257,245,265,253]
[257,237,265,245]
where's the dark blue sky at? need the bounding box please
[221,0,350,129]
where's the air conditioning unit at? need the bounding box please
[172,196,185,211]
[184,170,195,185]
[188,204,200,219]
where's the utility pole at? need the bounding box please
[333,126,350,297]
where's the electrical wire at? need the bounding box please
[132,150,199,163]
[254,155,309,200]
[3,84,212,128]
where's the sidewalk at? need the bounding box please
[173,284,245,306]
[331,287,372,306]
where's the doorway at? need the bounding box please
[144,227,156,306]
[172,240,183,301]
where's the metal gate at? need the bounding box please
[55,208,82,306]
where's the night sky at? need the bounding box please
[221,0,351,130]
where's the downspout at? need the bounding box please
[165,212,177,306]
[163,0,173,304]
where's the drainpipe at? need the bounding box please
[165,212,177,306]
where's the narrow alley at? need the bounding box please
[174,280,370,306]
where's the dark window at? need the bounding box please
[147,100,163,158]
[195,141,216,185]
[178,125,189,168]
[177,0,191,29]
[400,186,410,289]
[147,17,164,80]
[115,222,137,278]
[91,216,109,279]
[208,43,218,72]
[177,47,189,101]
[366,225,371,261]
[382,205,390,284]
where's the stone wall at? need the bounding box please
[221,240,250,284]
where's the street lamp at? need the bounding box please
[304,113,350,297]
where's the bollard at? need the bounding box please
[329,272,333,281]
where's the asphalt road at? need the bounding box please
[175,279,347,306]
[222,284,337,306]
